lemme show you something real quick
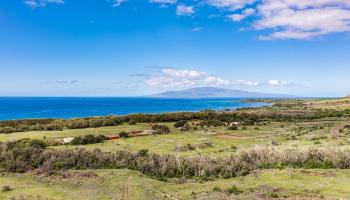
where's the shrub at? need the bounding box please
[227,185,243,195]
[212,186,222,192]
[6,138,47,150]
[1,186,12,192]
[314,140,321,145]
[29,139,48,149]
[70,135,107,145]
[119,131,129,138]
[138,149,149,157]
[174,120,188,128]
[152,125,170,134]
[128,120,136,125]
[266,192,279,198]
[231,145,238,151]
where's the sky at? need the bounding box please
[0,0,350,97]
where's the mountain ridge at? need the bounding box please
[150,87,291,98]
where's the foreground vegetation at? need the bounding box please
[1,97,350,199]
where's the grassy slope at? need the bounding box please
[1,169,350,200]
[1,98,350,199]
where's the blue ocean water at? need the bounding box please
[0,97,270,120]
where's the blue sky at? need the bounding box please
[1,0,350,97]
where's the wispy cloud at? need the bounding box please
[191,27,203,32]
[55,80,79,84]
[228,8,255,22]
[176,4,195,16]
[112,0,127,7]
[149,0,177,7]
[205,0,256,11]
[24,0,64,8]
[267,80,290,87]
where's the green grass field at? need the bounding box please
[1,98,350,199]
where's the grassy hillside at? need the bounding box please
[1,98,350,199]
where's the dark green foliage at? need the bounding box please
[174,120,188,128]
[310,136,328,141]
[151,125,170,134]
[212,186,222,192]
[227,185,243,195]
[200,120,225,127]
[266,192,279,198]
[138,149,149,157]
[6,138,47,150]
[1,186,12,192]
[70,135,107,145]
[128,120,136,125]
[119,131,129,138]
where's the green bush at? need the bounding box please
[1,185,12,192]
[174,120,188,128]
[70,135,107,145]
[138,149,149,157]
[227,185,243,195]
[128,120,136,125]
[119,131,129,138]
[152,125,170,134]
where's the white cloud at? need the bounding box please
[176,4,195,16]
[112,0,127,7]
[149,0,177,5]
[24,0,64,8]
[267,80,289,86]
[228,8,255,21]
[191,27,203,32]
[205,0,256,11]
[145,68,259,88]
[255,0,350,40]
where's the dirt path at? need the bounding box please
[121,177,132,200]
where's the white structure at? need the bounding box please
[62,137,75,144]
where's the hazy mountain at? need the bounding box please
[150,87,290,98]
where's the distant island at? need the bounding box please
[150,87,290,98]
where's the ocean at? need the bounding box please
[0,97,270,120]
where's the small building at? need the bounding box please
[229,122,240,127]
[62,137,75,144]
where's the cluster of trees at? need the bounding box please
[151,125,170,134]
[70,135,107,145]
[1,139,350,179]
[1,106,350,134]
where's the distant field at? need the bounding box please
[305,98,350,110]
[1,119,348,157]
